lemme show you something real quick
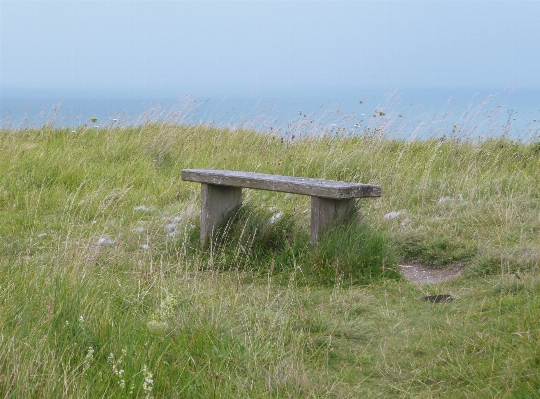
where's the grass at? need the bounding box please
[0,120,539,397]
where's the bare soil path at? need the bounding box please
[399,263,463,284]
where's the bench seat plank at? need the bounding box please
[181,169,381,199]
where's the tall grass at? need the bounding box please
[0,115,539,397]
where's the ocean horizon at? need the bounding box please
[1,86,539,141]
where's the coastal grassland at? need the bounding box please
[0,123,539,397]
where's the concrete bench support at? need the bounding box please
[201,183,242,244]
[182,169,381,246]
[311,197,355,246]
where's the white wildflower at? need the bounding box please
[157,294,177,321]
[108,349,126,388]
[83,346,94,371]
[140,244,149,250]
[142,365,154,399]
[147,294,177,335]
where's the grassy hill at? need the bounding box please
[0,123,539,397]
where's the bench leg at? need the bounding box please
[310,197,355,246]
[200,184,242,244]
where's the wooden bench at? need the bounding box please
[181,169,381,246]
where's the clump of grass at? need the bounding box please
[203,203,306,272]
[193,204,398,286]
[306,214,400,285]
[395,230,477,266]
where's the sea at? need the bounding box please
[1,86,539,141]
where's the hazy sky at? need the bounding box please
[1,1,539,98]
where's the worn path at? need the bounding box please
[399,263,463,284]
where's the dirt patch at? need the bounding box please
[399,263,463,284]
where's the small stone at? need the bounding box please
[96,237,115,246]
[400,218,411,227]
[165,223,177,233]
[134,205,153,212]
[384,210,406,220]
[269,212,283,224]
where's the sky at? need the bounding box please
[1,0,540,100]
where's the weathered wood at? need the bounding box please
[311,197,355,246]
[181,169,381,199]
[201,184,242,244]
[181,169,381,245]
